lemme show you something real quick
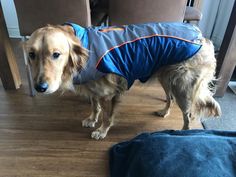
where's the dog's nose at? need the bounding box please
[35,82,48,93]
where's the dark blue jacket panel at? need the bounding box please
[96,35,201,87]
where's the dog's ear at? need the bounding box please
[68,38,88,71]
[59,25,88,72]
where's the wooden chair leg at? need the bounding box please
[0,2,21,90]
[22,37,36,97]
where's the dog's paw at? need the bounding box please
[154,109,170,118]
[82,118,97,128]
[91,129,107,140]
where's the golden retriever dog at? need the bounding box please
[25,22,221,140]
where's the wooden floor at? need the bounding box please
[0,39,202,177]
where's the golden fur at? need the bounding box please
[25,25,221,140]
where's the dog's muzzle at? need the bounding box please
[35,82,48,93]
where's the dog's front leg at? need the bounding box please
[91,96,118,140]
[82,97,101,128]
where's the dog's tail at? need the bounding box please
[191,39,221,119]
[191,88,221,119]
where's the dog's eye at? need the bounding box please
[52,52,60,59]
[28,52,36,60]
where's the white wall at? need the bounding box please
[198,0,221,38]
[210,0,235,49]
[198,0,234,49]
[1,0,20,38]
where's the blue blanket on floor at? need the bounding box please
[109,130,236,177]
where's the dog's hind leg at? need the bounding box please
[176,97,192,130]
[182,112,191,130]
[91,95,119,140]
[82,97,101,128]
[155,78,173,118]
[172,85,193,130]
[155,94,173,118]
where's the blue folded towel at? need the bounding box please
[110,130,236,177]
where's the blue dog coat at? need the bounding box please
[69,22,202,89]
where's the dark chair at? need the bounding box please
[184,6,202,23]
[108,0,188,25]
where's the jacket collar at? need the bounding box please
[63,22,89,49]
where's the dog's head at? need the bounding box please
[25,25,88,94]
